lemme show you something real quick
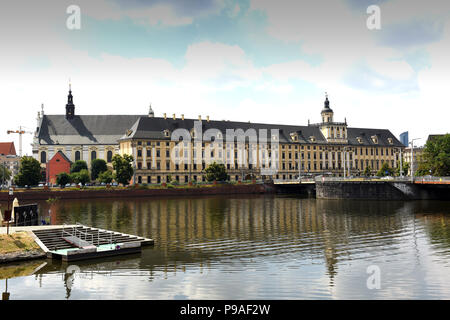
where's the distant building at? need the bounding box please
[0,142,20,187]
[46,151,72,185]
[399,132,408,147]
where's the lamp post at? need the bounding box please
[409,138,421,183]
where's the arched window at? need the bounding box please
[40,151,47,164]
[75,151,81,161]
[91,151,97,161]
[107,150,113,163]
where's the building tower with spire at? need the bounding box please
[318,93,348,143]
[148,103,154,117]
[65,82,75,120]
[321,92,334,123]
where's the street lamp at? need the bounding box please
[409,138,421,183]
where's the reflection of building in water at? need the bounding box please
[39,197,410,282]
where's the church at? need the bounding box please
[32,85,150,172]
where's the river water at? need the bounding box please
[1,195,450,300]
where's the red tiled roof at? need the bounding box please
[0,142,16,156]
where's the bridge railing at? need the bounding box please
[314,176,450,183]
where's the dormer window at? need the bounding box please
[290,133,298,142]
[388,138,393,145]
[309,136,316,143]
[371,135,378,144]
[163,129,170,138]
[272,134,279,141]
[357,137,363,144]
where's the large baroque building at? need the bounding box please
[32,86,147,174]
[119,95,405,184]
[33,88,405,184]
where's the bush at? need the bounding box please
[98,170,113,184]
[71,160,88,173]
[91,159,108,181]
[70,169,90,185]
[56,172,71,187]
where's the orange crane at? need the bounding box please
[6,126,33,157]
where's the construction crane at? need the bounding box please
[7,126,34,157]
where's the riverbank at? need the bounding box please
[0,183,274,201]
[0,232,46,264]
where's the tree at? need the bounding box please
[14,156,42,187]
[112,154,134,185]
[91,159,107,181]
[98,170,114,184]
[71,160,88,173]
[70,169,90,185]
[56,172,71,187]
[205,162,228,182]
[415,134,450,176]
[0,164,11,184]
[363,166,372,177]
[376,162,395,177]
[395,161,410,177]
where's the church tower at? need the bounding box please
[65,82,75,120]
[319,93,348,143]
[321,93,334,123]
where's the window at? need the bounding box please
[75,150,81,161]
[107,150,113,163]
[40,151,47,164]
[137,149,142,157]
[91,151,97,160]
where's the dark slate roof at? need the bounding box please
[120,117,404,147]
[37,115,145,145]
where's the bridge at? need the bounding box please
[270,176,450,200]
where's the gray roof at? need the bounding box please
[120,117,404,147]
[37,115,145,145]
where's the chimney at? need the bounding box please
[164,113,167,119]
[173,113,176,120]
[207,115,210,122]
[181,114,185,120]
[198,115,202,121]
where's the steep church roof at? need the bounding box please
[37,114,145,145]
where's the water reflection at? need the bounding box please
[1,195,450,299]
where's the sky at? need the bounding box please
[0,0,449,155]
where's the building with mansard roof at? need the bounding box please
[118,94,405,184]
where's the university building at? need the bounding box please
[33,87,404,184]
[119,95,405,184]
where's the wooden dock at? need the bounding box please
[29,225,154,262]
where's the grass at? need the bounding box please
[0,232,41,255]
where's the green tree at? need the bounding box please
[91,159,107,181]
[0,164,11,184]
[70,169,90,185]
[71,160,88,173]
[363,166,372,177]
[376,162,395,177]
[56,172,71,187]
[415,134,450,176]
[205,162,228,182]
[14,156,42,187]
[112,154,134,185]
[395,161,410,177]
[98,170,114,184]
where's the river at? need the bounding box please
[1,195,449,299]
